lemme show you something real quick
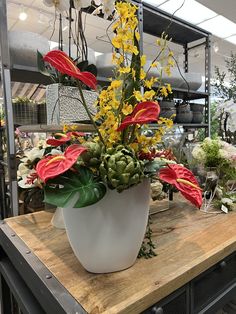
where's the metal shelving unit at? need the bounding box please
[138,0,211,136]
[0,0,19,218]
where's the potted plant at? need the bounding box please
[40,0,105,124]
[192,137,236,213]
[31,1,202,273]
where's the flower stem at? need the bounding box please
[76,81,106,146]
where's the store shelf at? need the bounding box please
[17,124,95,133]
[142,1,210,45]
[176,123,208,128]
[10,65,51,85]
[172,88,208,100]
[149,123,208,130]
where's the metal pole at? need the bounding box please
[184,43,188,73]
[0,0,19,216]
[205,35,211,138]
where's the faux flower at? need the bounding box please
[43,50,97,90]
[117,101,161,131]
[21,147,45,163]
[159,164,203,208]
[43,0,70,12]
[93,0,115,18]
[34,1,200,261]
[73,0,91,9]
[36,4,176,201]
[36,144,87,182]
[18,171,38,189]
[47,132,85,146]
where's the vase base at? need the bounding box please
[84,260,136,274]
[51,207,65,229]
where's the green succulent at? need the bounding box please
[80,141,102,168]
[99,145,144,192]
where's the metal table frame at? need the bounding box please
[0,221,86,314]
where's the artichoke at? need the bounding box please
[80,142,102,168]
[99,145,144,192]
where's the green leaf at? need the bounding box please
[86,64,97,76]
[44,167,106,208]
[37,50,50,77]
[76,60,89,71]
[144,160,168,174]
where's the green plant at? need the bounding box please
[37,51,97,87]
[196,101,219,141]
[212,52,236,101]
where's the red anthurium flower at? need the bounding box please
[46,132,85,146]
[36,144,87,182]
[159,164,202,208]
[117,101,160,131]
[44,50,97,90]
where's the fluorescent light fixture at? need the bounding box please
[225,35,236,45]
[143,0,169,7]
[198,15,236,38]
[158,0,217,24]
[19,6,27,21]
[213,42,219,53]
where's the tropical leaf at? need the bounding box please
[144,159,168,174]
[76,60,89,71]
[44,167,106,208]
[37,50,50,76]
[86,64,97,76]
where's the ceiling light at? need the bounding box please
[19,6,28,21]
[225,35,236,45]
[213,42,219,53]
[198,15,236,38]
[158,0,217,24]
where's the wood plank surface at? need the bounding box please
[4,198,236,314]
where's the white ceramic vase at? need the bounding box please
[62,179,150,273]
[51,207,65,229]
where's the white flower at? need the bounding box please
[203,137,212,145]
[43,0,70,12]
[17,163,30,178]
[92,0,115,19]
[192,144,206,163]
[73,0,91,9]
[222,198,233,206]
[50,148,63,155]
[18,171,38,189]
[22,147,45,163]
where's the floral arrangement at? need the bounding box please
[34,2,202,210]
[192,137,236,212]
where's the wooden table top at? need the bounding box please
[4,199,236,314]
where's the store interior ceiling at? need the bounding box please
[2,0,236,93]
